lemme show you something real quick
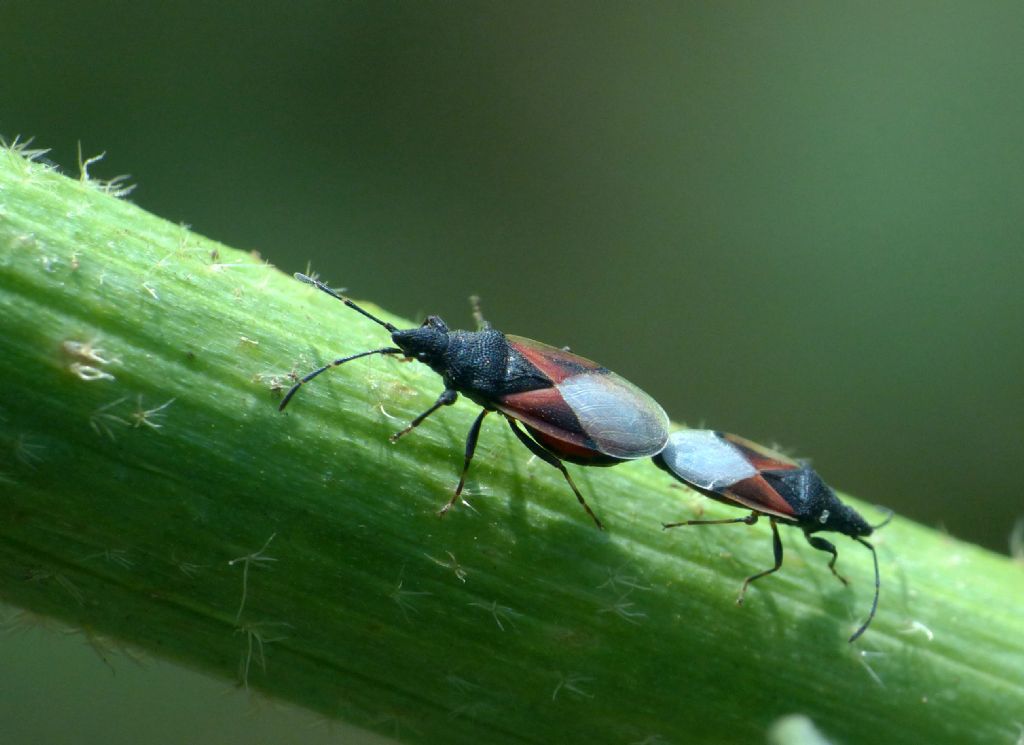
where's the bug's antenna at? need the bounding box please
[872,507,894,531]
[848,537,881,643]
[294,273,397,332]
[279,347,403,411]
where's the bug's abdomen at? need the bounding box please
[524,423,621,466]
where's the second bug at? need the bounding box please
[280,273,670,529]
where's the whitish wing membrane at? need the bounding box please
[558,373,669,459]
[660,430,757,490]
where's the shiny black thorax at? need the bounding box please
[761,467,873,539]
[390,319,550,407]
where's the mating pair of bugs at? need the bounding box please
[280,273,889,642]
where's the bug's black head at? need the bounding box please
[820,502,873,538]
[391,316,451,370]
[765,468,874,540]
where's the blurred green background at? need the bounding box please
[2,2,1022,742]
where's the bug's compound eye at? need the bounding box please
[423,315,449,333]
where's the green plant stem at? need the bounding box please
[0,144,1022,745]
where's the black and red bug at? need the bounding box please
[280,273,670,528]
[653,429,890,641]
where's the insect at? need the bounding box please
[653,429,890,641]
[280,273,670,528]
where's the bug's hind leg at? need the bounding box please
[439,409,490,517]
[736,518,784,606]
[505,418,603,530]
[805,532,849,586]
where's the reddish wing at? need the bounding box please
[713,433,800,517]
[506,336,604,384]
[717,474,797,519]
[660,431,797,518]
[497,386,592,446]
[500,337,668,460]
[721,432,801,473]
[495,338,599,449]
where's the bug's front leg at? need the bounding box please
[805,532,849,586]
[390,388,458,443]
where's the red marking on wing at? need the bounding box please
[507,336,603,385]
[499,389,619,463]
[722,433,800,472]
[721,474,797,518]
[497,387,590,445]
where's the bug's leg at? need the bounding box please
[469,295,491,331]
[736,518,784,606]
[505,418,604,530]
[390,388,458,443]
[279,347,403,411]
[662,513,759,529]
[439,409,490,517]
[848,537,881,643]
[805,533,849,586]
